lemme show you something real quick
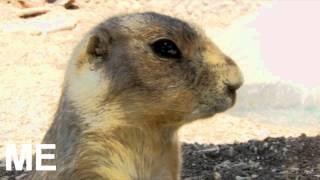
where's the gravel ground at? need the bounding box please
[182,134,320,180]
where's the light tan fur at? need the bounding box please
[28,12,243,180]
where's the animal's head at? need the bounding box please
[65,12,243,127]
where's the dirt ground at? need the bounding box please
[0,0,319,179]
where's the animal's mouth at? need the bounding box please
[227,87,237,107]
[189,90,237,120]
[212,95,235,114]
[183,86,239,121]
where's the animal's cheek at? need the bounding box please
[135,69,182,91]
[162,88,196,115]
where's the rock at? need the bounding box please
[235,175,250,180]
[213,171,222,180]
[0,16,78,35]
[16,173,28,180]
[19,7,50,18]
[0,176,9,180]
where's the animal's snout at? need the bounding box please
[223,56,244,91]
[225,78,243,92]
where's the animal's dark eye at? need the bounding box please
[150,39,182,59]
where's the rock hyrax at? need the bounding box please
[29,12,243,180]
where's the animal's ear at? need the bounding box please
[86,30,111,59]
[83,30,112,70]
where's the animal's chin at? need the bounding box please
[185,92,236,120]
[214,89,237,113]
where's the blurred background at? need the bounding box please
[0,0,319,155]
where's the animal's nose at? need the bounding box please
[225,77,243,91]
[223,57,244,91]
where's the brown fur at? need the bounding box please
[28,12,243,180]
